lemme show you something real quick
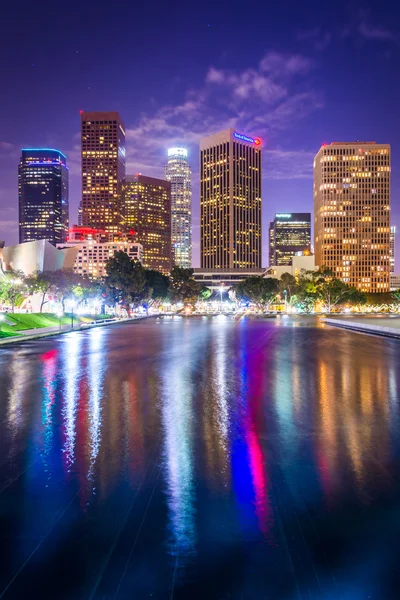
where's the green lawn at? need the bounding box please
[0,313,114,334]
[0,330,18,338]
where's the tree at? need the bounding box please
[50,270,81,311]
[25,271,58,312]
[279,272,297,305]
[105,251,147,316]
[236,276,279,311]
[0,271,26,313]
[311,267,365,312]
[168,266,202,307]
[144,269,170,307]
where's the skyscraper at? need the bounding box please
[390,226,396,273]
[123,175,172,274]
[269,213,311,266]
[165,148,192,268]
[80,111,125,232]
[314,142,390,293]
[200,129,262,269]
[18,148,69,246]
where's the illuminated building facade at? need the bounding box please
[80,111,125,232]
[314,142,391,293]
[200,129,262,269]
[123,175,171,274]
[390,226,396,273]
[58,239,143,278]
[269,213,311,266]
[164,148,192,268]
[18,149,69,245]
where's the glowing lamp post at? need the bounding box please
[219,285,225,313]
[56,309,63,331]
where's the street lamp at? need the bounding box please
[283,289,287,313]
[56,309,63,331]
[219,285,225,313]
[70,301,76,330]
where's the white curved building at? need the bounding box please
[165,148,192,268]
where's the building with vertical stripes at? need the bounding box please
[390,226,395,273]
[314,142,390,293]
[19,148,69,246]
[200,129,262,269]
[123,175,172,274]
[165,148,192,268]
[80,111,125,233]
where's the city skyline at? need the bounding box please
[1,2,399,267]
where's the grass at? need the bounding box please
[0,312,114,334]
[0,330,18,338]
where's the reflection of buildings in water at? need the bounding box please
[202,327,232,490]
[121,377,145,480]
[162,330,196,566]
[61,333,83,471]
[316,343,394,501]
[237,330,272,536]
[87,329,105,484]
[7,350,32,443]
[40,349,58,467]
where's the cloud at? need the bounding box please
[298,12,397,51]
[259,52,314,75]
[124,50,321,176]
[358,21,397,42]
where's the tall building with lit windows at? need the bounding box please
[165,148,192,268]
[269,213,311,266]
[123,175,172,274]
[390,226,396,273]
[314,142,391,293]
[80,111,125,232]
[18,148,69,245]
[200,129,262,269]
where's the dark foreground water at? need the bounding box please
[1,316,400,599]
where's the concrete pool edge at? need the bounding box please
[325,318,400,339]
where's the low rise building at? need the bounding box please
[264,254,318,280]
[0,239,66,275]
[58,239,143,278]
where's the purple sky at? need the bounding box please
[1,1,399,267]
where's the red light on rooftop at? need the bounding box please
[322,142,328,147]
[254,138,261,146]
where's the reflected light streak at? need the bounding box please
[61,333,83,471]
[87,329,105,482]
[162,357,196,567]
[7,351,30,434]
[40,349,58,477]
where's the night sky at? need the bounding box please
[1,0,399,267]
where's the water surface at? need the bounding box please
[1,316,400,599]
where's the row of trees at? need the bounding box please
[235,267,381,313]
[1,257,398,314]
[0,252,211,313]
[105,252,210,315]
